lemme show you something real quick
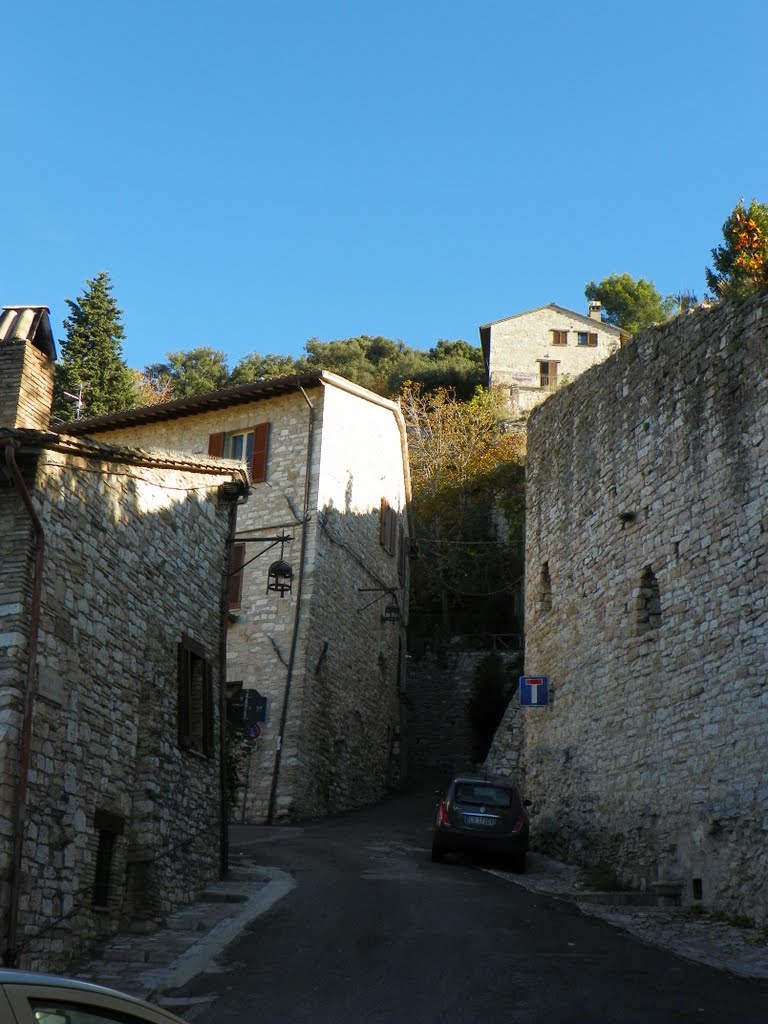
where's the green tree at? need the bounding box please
[53,271,137,421]
[585,273,675,334]
[402,384,526,643]
[706,198,768,300]
[228,351,297,386]
[147,347,230,398]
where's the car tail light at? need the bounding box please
[438,800,451,827]
[510,810,526,833]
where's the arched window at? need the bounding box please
[540,561,552,613]
[635,566,661,635]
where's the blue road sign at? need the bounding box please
[519,676,549,706]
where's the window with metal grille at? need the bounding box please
[92,810,124,908]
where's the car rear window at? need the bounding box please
[455,784,513,808]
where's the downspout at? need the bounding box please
[266,384,315,824]
[1,440,45,967]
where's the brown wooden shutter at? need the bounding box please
[380,498,389,547]
[208,432,226,457]
[250,422,271,483]
[228,542,246,609]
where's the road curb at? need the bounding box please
[155,867,296,995]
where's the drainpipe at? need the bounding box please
[266,384,315,824]
[0,439,45,967]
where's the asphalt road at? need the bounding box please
[179,781,768,1024]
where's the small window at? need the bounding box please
[577,331,598,347]
[540,561,552,612]
[550,330,568,346]
[380,498,397,556]
[635,566,661,635]
[208,423,271,483]
[92,810,124,908]
[178,637,214,756]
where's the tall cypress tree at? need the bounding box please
[53,271,137,421]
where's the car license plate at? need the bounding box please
[464,814,496,827]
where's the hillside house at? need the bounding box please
[58,371,412,824]
[479,301,625,413]
[0,307,248,971]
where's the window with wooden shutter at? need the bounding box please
[577,331,598,347]
[250,422,271,483]
[550,330,568,346]
[380,498,397,555]
[208,432,226,457]
[178,637,214,757]
[228,542,246,609]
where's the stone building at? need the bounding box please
[0,306,248,971]
[479,301,625,413]
[59,372,412,824]
[486,294,768,925]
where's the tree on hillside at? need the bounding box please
[298,335,406,394]
[146,347,230,398]
[585,273,675,334]
[402,383,526,644]
[53,271,137,421]
[706,198,768,300]
[228,352,297,385]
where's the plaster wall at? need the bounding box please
[486,295,768,923]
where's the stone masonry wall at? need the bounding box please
[486,295,768,924]
[0,442,234,971]
[91,378,411,824]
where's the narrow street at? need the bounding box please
[175,780,768,1024]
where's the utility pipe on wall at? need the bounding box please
[0,439,45,967]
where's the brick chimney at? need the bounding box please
[588,300,602,322]
[0,306,57,429]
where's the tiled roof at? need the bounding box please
[55,371,328,436]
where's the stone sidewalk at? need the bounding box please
[488,852,768,982]
[71,861,295,1018]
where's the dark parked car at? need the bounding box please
[431,774,531,873]
[0,969,188,1023]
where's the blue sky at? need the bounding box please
[3,0,766,372]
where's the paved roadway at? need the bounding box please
[179,781,768,1024]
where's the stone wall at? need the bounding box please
[0,438,236,970]
[408,649,521,777]
[486,295,768,924]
